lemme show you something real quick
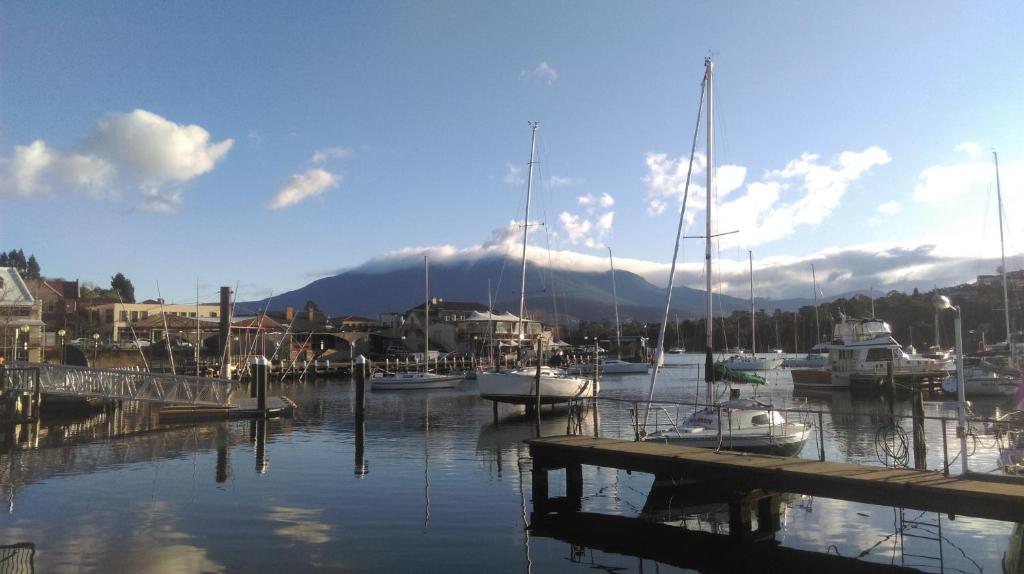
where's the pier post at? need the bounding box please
[756,493,781,536]
[534,337,542,435]
[565,462,583,512]
[218,287,232,379]
[912,388,927,470]
[253,419,268,474]
[250,356,268,415]
[354,354,368,476]
[728,494,752,540]
[531,459,550,514]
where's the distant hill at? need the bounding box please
[243,255,834,322]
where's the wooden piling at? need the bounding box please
[912,388,927,470]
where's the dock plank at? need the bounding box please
[527,435,1024,523]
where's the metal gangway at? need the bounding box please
[2,363,236,407]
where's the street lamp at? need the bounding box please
[92,332,100,364]
[19,325,29,362]
[57,329,66,364]
[934,295,969,474]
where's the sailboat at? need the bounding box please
[952,151,1022,399]
[371,256,464,390]
[640,58,809,455]
[477,123,595,405]
[784,263,830,372]
[722,251,783,371]
[667,314,686,354]
[600,246,649,374]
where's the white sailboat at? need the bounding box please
[640,58,808,455]
[600,246,649,374]
[372,256,463,390]
[722,251,783,371]
[955,151,1021,399]
[478,123,595,405]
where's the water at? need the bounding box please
[0,354,1020,573]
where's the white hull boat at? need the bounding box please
[721,354,783,371]
[478,367,594,405]
[781,354,828,368]
[600,358,649,374]
[644,398,811,456]
[371,372,464,390]
[941,371,1018,397]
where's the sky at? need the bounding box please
[2,1,1023,307]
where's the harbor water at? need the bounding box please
[0,353,1020,573]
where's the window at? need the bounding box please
[130,311,138,321]
[211,312,217,318]
[141,311,149,319]
[189,312,196,318]
[866,348,894,362]
[105,309,114,323]
[751,414,770,426]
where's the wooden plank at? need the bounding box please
[527,436,1024,523]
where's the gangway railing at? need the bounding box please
[2,363,236,407]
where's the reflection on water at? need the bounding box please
[0,354,1018,572]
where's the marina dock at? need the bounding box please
[527,435,1024,524]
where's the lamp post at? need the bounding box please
[19,325,29,362]
[92,332,100,364]
[57,329,66,364]
[934,295,968,474]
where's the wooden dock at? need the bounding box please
[527,435,1024,523]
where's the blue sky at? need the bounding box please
[2,2,1023,305]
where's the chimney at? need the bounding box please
[285,307,295,321]
[306,304,315,321]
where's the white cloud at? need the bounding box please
[913,159,992,203]
[877,200,902,216]
[0,109,233,212]
[548,175,577,188]
[956,141,983,160]
[503,163,525,186]
[311,146,352,163]
[559,212,592,243]
[522,61,558,85]
[577,193,594,206]
[86,109,233,184]
[644,146,891,248]
[598,192,615,208]
[596,211,614,231]
[269,168,338,209]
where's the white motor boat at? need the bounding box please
[643,397,811,456]
[600,358,649,374]
[781,353,828,369]
[478,366,594,405]
[817,315,947,389]
[941,359,1019,397]
[721,353,783,371]
[371,371,464,390]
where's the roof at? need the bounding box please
[338,315,374,323]
[465,310,521,322]
[0,268,34,304]
[405,300,490,314]
[132,314,219,330]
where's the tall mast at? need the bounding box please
[748,250,754,355]
[811,263,821,347]
[703,57,715,381]
[995,151,1014,364]
[424,255,429,370]
[608,246,622,358]
[518,122,539,345]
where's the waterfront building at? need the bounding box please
[0,267,44,362]
[81,300,221,342]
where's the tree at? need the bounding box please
[25,255,40,279]
[110,273,136,303]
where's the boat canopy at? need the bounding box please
[465,311,520,322]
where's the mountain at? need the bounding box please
[244,255,779,322]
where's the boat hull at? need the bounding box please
[791,368,847,389]
[941,374,1018,397]
[721,356,783,371]
[601,361,650,374]
[478,370,594,404]
[370,373,463,390]
[644,425,811,456]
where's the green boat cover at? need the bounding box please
[712,362,766,384]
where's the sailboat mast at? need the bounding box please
[811,263,821,346]
[995,151,1014,364]
[518,122,539,345]
[424,255,429,371]
[703,57,715,381]
[608,246,622,358]
[748,251,754,355]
